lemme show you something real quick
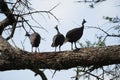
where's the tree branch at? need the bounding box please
[0,18,10,35]
[0,36,120,71]
[0,0,15,23]
[76,0,106,3]
[0,0,16,35]
[31,69,47,80]
[87,26,120,38]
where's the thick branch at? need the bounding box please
[0,18,10,35]
[0,36,120,71]
[0,0,15,22]
[0,0,16,35]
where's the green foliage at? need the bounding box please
[103,16,120,34]
[78,35,106,48]
[74,35,106,80]
[103,16,120,23]
[114,25,120,33]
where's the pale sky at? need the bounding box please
[0,0,120,80]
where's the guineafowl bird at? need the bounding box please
[51,25,65,52]
[65,19,86,50]
[25,32,41,52]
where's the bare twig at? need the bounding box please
[31,69,47,80]
[21,17,35,32]
[20,36,27,50]
[72,68,103,80]
[49,2,61,11]
[76,0,106,3]
[87,26,120,38]
[87,26,109,35]
[6,16,19,40]
[29,14,48,32]
[18,3,59,22]
[83,71,103,80]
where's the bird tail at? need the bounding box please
[64,38,68,43]
[51,43,55,47]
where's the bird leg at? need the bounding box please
[55,47,57,52]
[37,48,40,52]
[31,46,33,52]
[35,48,37,52]
[59,46,61,52]
[73,42,81,51]
[74,42,78,49]
[71,42,73,50]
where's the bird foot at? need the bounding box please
[73,48,80,52]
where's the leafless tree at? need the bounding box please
[0,0,120,80]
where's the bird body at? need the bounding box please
[51,25,65,51]
[51,34,65,47]
[29,33,41,48]
[66,27,84,42]
[65,19,86,50]
[26,32,41,52]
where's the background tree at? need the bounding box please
[0,0,120,80]
[74,0,120,80]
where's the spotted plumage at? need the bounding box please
[65,19,86,50]
[26,32,41,52]
[51,25,65,52]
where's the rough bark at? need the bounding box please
[0,36,120,71]
[0,0,16,35]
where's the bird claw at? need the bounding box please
[73,48,80,52]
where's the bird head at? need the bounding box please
[54,25,60,34]
[82,19,87,25]
[54,25,58,30]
